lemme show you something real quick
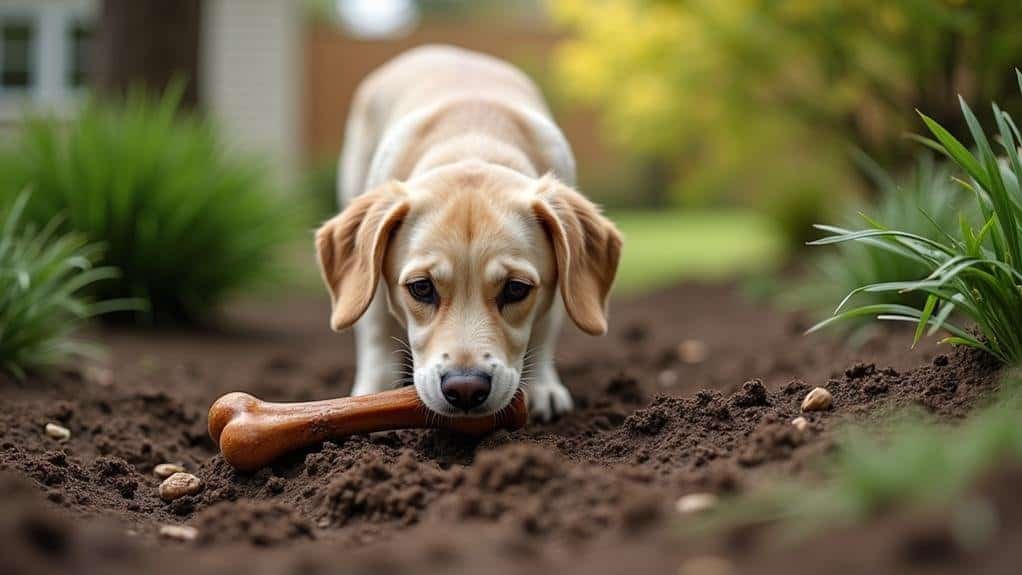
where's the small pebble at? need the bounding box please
[791,416,809,432]
[84,365,113,387]
[675,492,718,515]
[153,463,186,479]
[159,524,198,542]
[45,422,70,441]
[677,555,735,575]
[657,369,679,388]
[159,472,203,501]
[677,339,709,364]
[801,387,833,412]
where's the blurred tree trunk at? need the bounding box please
[642,158,671,208]
[92,0,203,108]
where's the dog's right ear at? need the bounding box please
[316,182,409,331]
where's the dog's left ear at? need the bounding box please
[316,182,409,331]
[532,175,622,336]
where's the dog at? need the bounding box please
[315,45,622,421]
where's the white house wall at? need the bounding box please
[201,0,302,180]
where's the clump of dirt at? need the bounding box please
[195,500,313,546]
[435,444,663,540]
[319,448,456,527]
[0,472,146,575]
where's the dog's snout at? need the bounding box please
[440,369,492,411]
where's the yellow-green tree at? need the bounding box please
[549,0,1022,244]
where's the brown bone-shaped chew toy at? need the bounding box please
[208,386,528,472]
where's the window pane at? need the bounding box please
[1,20,35,89]
[68,21,93,88]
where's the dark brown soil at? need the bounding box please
[0,282,1014,574]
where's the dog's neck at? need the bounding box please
[411,133,538,179]
[381,97,558,183]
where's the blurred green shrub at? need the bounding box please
[549,0,1022,245]
[301,160,340,221]
[0,89,296,324]
[792,154,964,338]
[0,193,131,377]
[811,86,1022,365]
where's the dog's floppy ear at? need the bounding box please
[316,182,409,331]
[532,175,622,336]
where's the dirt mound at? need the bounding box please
[433,444,663,540]
[0,283,1011,574]
[195,499,313,546]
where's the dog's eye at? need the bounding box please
[499,280,532,306]
[407,279,437,304]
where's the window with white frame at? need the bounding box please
[0,1,95,111]
[0,17,37,92]
[66,18,92,89]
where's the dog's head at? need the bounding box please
[315,163,621,416]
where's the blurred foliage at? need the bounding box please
[549,0,1022,245]
[0,193,134,377]
[810,84,1022,365]
[0,88,298,325]
[301,160,341,221]
[790,153,965,340]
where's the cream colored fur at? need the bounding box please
[316,45,621,421]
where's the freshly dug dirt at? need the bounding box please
[0,282,1014,574]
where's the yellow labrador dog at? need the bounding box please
[316,45,621,421]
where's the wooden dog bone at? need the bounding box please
[208,386,528,472]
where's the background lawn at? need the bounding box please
[610,210,785,294]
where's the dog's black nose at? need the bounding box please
[440,369,492,410]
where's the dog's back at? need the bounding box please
[358,45,548,126]
[340,45,570,203]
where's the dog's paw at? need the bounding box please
[527,379,573,422]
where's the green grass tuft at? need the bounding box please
[0,88,299,325]
[0,192,135,377]
[810,73,1022,365]
[795,153,965,339]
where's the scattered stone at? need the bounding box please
[159,524,198,542]
[791,416,809,432]
[677,555,735,575]
[159,472,203,501]
[44,423,71,441]
[154,463,186,479]
[674,492,718,515]
[801,387,833,412]
[657,369,679,388]
[84,365,113,387]
[677,339,708,364]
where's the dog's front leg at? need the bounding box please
[524,301,573,421]
[351,283,404,396]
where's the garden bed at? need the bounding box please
[0,282,1013,575]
